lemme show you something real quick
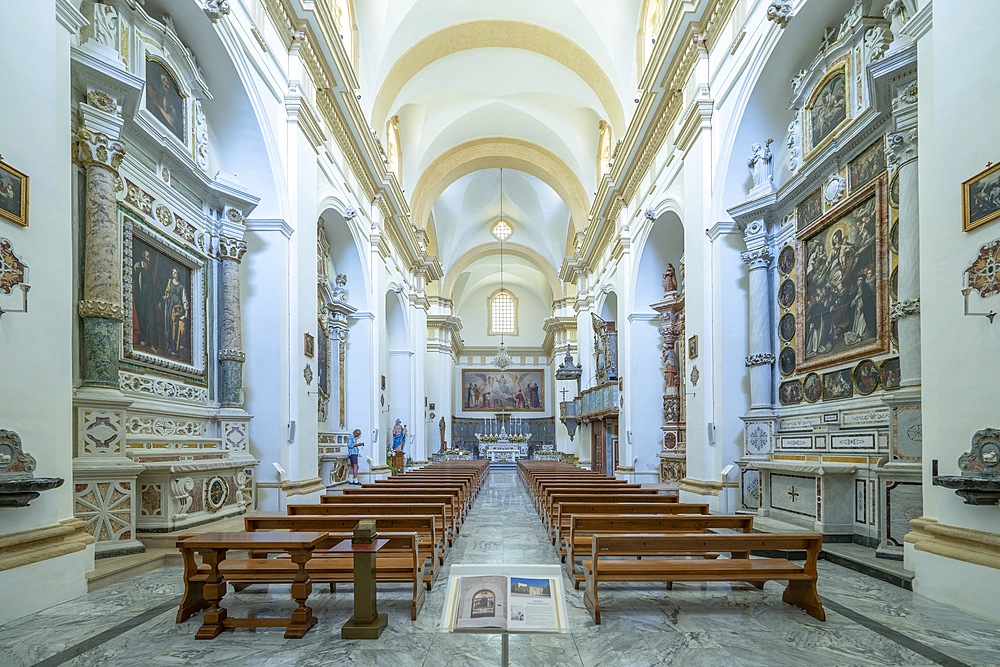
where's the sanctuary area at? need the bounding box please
[1,1,1000,665]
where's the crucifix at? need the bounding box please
[560,387,568,401]
[788,486,799,502]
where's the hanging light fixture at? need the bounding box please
[494,168,512,371]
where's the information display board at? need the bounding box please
[439,564,569,633]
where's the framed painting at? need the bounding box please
[304,332,315,358]
[0,158,28,227]
[822,368,854,400]
[123,215,205,376]
[854,359,879,395]
[796,188,824,229]
[144,58,186,142]
[803,373,823,403]
[807,66,849,153]
[779,380,802,405]
[796,177,889,372]
[461,369,545,412]
[848,138,886,192]
[688,335,698,359]
[962,161,1000,231]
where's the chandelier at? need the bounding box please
[494,168,512,371]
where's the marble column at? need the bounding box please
[77,124,125,387]
[887,128,920,387]
[741,221,775,411]
[217,235,248,406]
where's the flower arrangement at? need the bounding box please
[510,435,526,443]
[480,434,499,443]
[442,449,471,456]
[535,449,559,456]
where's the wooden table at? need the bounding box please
[176,531,330,639]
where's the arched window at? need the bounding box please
[489,289,518,336]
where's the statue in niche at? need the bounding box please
[747,139,774,194]
[662,264,678,294]
[439,416,446,452]
[662,348,679,388]
[392,419,407,453]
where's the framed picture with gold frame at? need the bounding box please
[0,157,29,227]
[962,161,1000,232]
[796,176,889,373]
[687,335,698,360]
[304,332,315,358]
[804,61,851,158]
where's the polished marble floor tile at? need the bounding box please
[3,470,1000,667]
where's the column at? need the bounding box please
[887,127,920,387]
[77,106,126,387]
[217,234,248,406]
[740,221,775,412]
[652,294,686,487]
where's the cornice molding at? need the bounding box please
[899,0,933,41]
[246,218,294,238]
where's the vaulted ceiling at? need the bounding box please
[352,1,646,304]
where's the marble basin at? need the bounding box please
[0,476,64,507]
[933,475,1000,506]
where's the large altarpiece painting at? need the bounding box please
[462,369,545,412]
[796,177,889,372]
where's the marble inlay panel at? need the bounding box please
[769,473,817,517]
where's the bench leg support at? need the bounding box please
[782,580,826,621]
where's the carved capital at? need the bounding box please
[202,0,231,21]
[886,129,918,168]
[77,127,125,174]
[889,298,920,321]
[217,236,248,262]
[766,2,793,27]
[741,247,774,269]
[78,298,123,321]
[219,348,246,363]
[745,353,775,367]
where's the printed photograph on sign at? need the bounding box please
[462,369,544,412]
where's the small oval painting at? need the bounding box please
[880,357,901,390]
[889,221,899,254]
[779,346,796,376]
[803,373,823,403]
[889,172,900,208]
[779,380,803,405]
[778,279,796,309]
[854,359,879,395]
[890,268,898,300]
[778,245,796,275]
[779,312,796,342]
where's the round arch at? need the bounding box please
[371,19,626,139]
[442,241,563,301]
[410,137,589,252]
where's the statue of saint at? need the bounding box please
[438,416,446,452]
[747,139,774,192]
[662,264,678,294]
[391,419,406,453]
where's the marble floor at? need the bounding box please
[3,471,999,667]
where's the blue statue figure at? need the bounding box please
[391,419,407,453]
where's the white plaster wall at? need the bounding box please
[627,315,663,478]
[911,0,1000,620]
[0,0,91,610]
[456,285,549,347]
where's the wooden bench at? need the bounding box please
[323,493,461,539]
[553,502,710,552]
[541,490,662,531]
[583,532,826,623]
[288,502,453,551]
[346,485,470,521]
[535,483,647,516]
[565,514,754,587]
[245,514,441,588]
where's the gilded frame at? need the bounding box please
[795,176,889,373]
[0,158,28,227]
[803,61,851,160]
[962,161,1000,232]
[461,368,545,412]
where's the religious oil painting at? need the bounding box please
[880,357,901,390]
[796,188,824,228]
[848,138,886,192]
[0,158,28,227]
[808,69,848,151]
[304,332,315,358]
[797,178,888,372]
[462,369,544,412]
[130,236,194,366]
[823,368,854,400]
[962,161,1000,231]
[854,359,879,395]
[779,312,796,342]
[779,380,803,405]
[803,373,823,403]
[778,245,795,275]
[145,58,185,142]
[688,335,698,359]
[778,346,796,376]
[778,279,796,309]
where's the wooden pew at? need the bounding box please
[541,489,661,530]
[534,482,645,516]
[245,513,441,587]
[323,493,461,539]
[553,501,710,552]
[583,532,826,623]
[288,502,452,554]
[347,485,470,521]
[565,514,754,587]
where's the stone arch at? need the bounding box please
[442,242,563,302]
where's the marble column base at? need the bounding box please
[82,316,121,388]
[219,359,244,407]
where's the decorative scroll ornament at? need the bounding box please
[743,219,765,239]
[886,129,918,169]
[304,364,314,385]
[790,69,808,94]
[644,207,657,221]
[889,298,921,321]
[225,207,245,225]
[194,100,209,171]
[740,247,774,269]
[78,298,124,321]
[0,239,26,294]
[898,82,918,105]
[77,127,125,173]
[343,206,357,220]
[202,0,231,22]
[766,1,793,27]
[966,240,1000,298]
[219,348,246,363]
[786,118,801,172]
[865,25,893,61]
[217,236,248,262]
[823,175,846,206]
[333,273,349,302]
[86,90,118,115]
[689,365,700,386]
[745,353,775,367]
